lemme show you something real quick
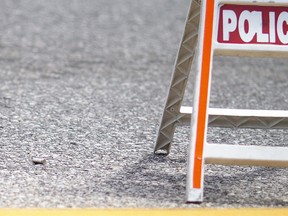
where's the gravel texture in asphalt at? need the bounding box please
[0,0,287,208]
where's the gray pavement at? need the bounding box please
[0,0,287,208]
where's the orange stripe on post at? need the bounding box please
[193,0,215,189]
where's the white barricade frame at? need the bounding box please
[154,0,288,203]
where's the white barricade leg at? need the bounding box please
[154,0,201,155]
[186,0,215,203]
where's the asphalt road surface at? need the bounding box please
[0,0,287,208]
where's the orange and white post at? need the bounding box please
[187,0,215,203]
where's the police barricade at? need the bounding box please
[154,0,288,203]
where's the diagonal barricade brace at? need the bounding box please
[154,0,288,203]
[154,0,201,155]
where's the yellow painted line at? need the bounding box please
[0,209,288,216]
